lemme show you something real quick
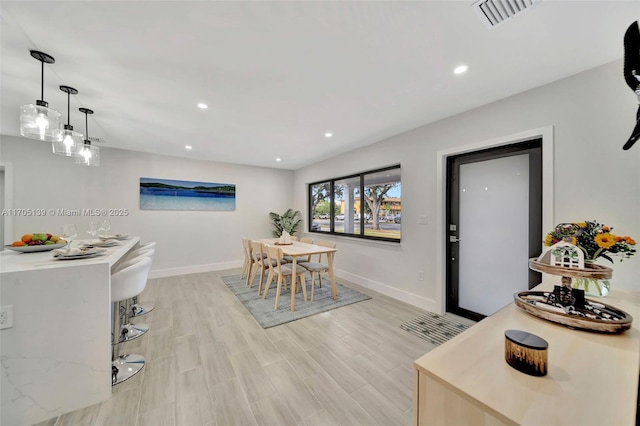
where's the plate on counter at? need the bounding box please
[81,239,121,248]
[98,234,130,241]
[51,247,107,260]
[5,242,68,253]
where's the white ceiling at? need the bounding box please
[1,1,637,170]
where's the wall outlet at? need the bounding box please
[0,305,13,330]
[417,271,424,281]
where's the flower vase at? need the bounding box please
[571,260,611,297]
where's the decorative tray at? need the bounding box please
[274,242,293,245]
[514,290,632,333]
[529,258,612,279]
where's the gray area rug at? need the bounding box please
[222,274,371,328]
[400,313,473,346]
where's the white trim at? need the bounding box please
[336,268,439,313]
[0,162,14,246]
[149,260,243,279]
[435,126,554,315]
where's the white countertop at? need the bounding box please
[0,237,140,273]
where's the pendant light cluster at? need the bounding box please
[20,50,100,167]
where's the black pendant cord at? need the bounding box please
[85,112,89,144]
[66,91,71,127]
[79,107,94,145]
[40,60,44,103]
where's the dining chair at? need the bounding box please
[241,238,253,285]
[262,245,307,310]
[110,256,152,385]
[298,239,336,301]
[300,237,313,244]
[249,240,275,293]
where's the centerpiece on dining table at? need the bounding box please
[269,209,301,245]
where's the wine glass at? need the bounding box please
[87,221,100,240]
[99,219,111,237]
[59,224,78,251]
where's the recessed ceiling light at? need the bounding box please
[275,158,281,162]
[185,145,192,150]
[197,103,208,109]
[454,65,468,75]
[324,132,333,138]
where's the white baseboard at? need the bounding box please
[335,269,441,314]
[149,260,243,279]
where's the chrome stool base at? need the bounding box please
[119,322,149,342]
[130,302,154,317]
[112,354,145,386]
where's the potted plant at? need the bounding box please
[269,209,301,237]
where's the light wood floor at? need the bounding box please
[36,269,446,426]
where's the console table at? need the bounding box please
[413,282,640,425]
[0,238,139,426]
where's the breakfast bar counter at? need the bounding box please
[0,237,139,426]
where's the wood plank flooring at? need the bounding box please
[37,269,442,426]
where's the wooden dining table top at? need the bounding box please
[256,239,337,256]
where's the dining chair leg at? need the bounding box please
[248,262,258,288]
[274,275,283,310]
[310,272,316,302]
[300,275,308,302]
[260,269,273,296]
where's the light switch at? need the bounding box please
[418,215,428,225]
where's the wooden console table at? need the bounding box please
[413,282,640,425]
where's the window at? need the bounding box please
[308,165,401,242]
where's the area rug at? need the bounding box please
[400,313,474,346]
[221,274,371,328]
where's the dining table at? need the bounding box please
[0,236,140,426]
[257,238,338,312]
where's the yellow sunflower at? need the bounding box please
[595,233,616,249]
[576,222,587,228]
[544,234,553,246]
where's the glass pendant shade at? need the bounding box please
[52,126,83,156]
[20,51,62,142]
[75,141,100,166]
[20,103,62,142]
[53,86,82,156]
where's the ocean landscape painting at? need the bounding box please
[140,177,236,211]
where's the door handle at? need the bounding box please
[449,236,462,243]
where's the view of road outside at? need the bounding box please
[310,167,401,240]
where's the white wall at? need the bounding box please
[0,137,295,277]
[294,59,640,313]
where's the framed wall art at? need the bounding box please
[140,177,235,211]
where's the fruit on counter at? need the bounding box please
[32,233,48,242]
[11,233,66,247]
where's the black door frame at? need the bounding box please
[446,138,542,321]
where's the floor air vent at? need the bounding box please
[472,0,541,29]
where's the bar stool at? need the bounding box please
[111,256,152,385]
[122,248,155,319]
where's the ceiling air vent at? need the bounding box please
[88,136,106,144]
[472,0,541,29]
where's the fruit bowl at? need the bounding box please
[5,242,69,253]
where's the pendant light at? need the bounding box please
[75,108,100,166]
[19,50,62,142]
[52,86,83,156]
